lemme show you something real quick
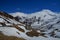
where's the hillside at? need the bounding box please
[0,10,60,40]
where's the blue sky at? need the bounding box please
[0,0,60,14]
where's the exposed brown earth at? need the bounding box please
[13,24,25,32]
[0,32,25,40]
[0,11,14,19]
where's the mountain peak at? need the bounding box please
[41,9,52,12]
[40,9,54,14]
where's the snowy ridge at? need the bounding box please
[11,12,27,17]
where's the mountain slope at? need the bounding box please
[0,10,60,40]
[11,9,60,29]
[10,9,60,38]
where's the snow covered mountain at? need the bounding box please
[11,9,60,30]
[0,10,60,40]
